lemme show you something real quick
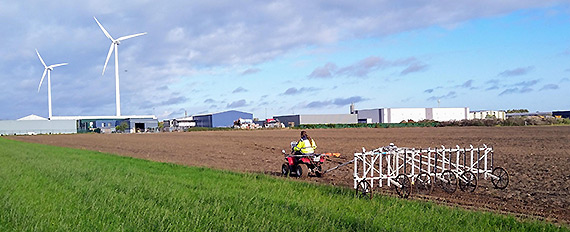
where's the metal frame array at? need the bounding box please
[353,144,509,199]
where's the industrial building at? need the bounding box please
[354,107,470,123]
[192,110,253,128]
[0,115,77,135]
[552,111,570,119]
[0,114,158,135]
[274,114,357,127]
[51,115,158,133]
[469,110,506,120]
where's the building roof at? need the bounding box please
[50,115,157,120]
[17,114,48,121]
[192,110,252,117]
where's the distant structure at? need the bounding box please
[353,107,469,123]
[469,110,506,120]
[51,115,158,133]
[0,114,158,135]
[164,110,253,130]
[94,17,147,117]
[193,110,253,127]
[35,49,68,119]
[506,112,552,118]
[553,111,570,119]
[274,114,357,127]
[0,115,76,135]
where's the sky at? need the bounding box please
[1,0,569,120]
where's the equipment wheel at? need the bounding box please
[414,172,433,195]
[355,179,373,199]
[438,170,457,194]
[458,171,477,192]
[395,174,411,198]
[281,163,290,177]
[491,167,509,189]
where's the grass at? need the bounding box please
[0,138,566,231]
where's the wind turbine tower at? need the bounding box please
[94,17,146,116]
[36,49,68,119]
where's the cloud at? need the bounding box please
[498,66,534,77]
[232,87,248,93]
[513,79,539,88]
[160,96,188,105]
[333,96,366,106]
[227,99,247,108]
[308,62,337,78]
[456,79,474,88]
[241,68,260,75]
[561,77,570,82]
[427,91,457,101]
[424,89,434,93]
[400,62,428,76]
[0,1,562,119]
[305,96,366,108]
[204,98,215,103]
[282,87,318,95]
[311,56,427,78]
[337,56,389,77]
[539,84,559,91]
[499,87,533,96]
[156,85,169,91]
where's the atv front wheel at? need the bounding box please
[281,163,290,177]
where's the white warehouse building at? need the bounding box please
[354,107,470,123]
[273,114,357,127]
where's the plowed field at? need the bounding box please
[10,126,570,224]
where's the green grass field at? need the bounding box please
[0,138,566,231]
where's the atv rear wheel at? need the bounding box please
[293,165,307,178]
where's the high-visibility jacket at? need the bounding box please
[294,138,317,154]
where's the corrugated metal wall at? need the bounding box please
[299,114,357,125]
[0,120,77,135]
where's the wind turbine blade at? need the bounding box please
[93,16,114,41]
[117,32,147,41]
[35,49,47,68]
[102,44,114,75]
[38,69,47,92]
[48,63,68,69]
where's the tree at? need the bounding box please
[115,122,129,133]
[506,109,529,113]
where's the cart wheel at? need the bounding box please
[438,170,457,194]
[458,171,477,192]
[395,174,411,198]
[281,163,290,177]
[355,179,373,199]
[491,167,509,189]
[414,172,433,195]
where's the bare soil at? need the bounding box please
[9,126,570,224]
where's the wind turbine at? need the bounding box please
[36,49,68,119]
[94,16,146,116]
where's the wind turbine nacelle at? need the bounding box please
[114,40,121,45]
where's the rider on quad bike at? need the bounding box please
[293,131,317,155]
[282,131,324,177]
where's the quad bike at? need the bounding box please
[281,142,325,177]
